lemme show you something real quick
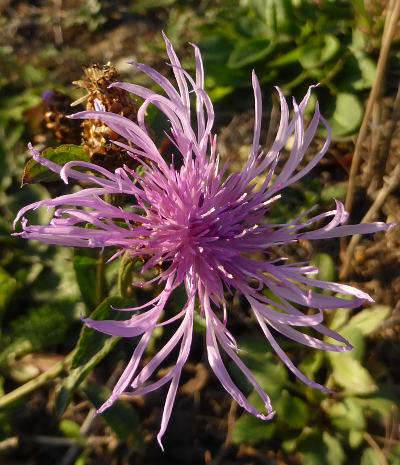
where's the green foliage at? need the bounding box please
[56,335,119,417]
[228,38,275,69]
[196,0,379,137]
[232,414,276,445]
[361,448,383,465]
[22,145,90,185]
[0,267,17,323]
[131,0,178,13]
[346,305,391,336]
[56,295,136,415]
[231,301,395,463]
[71,296,134,369]
[299,430,346,465]
[0,1,397,462]
[310,253,336,283]
[59,419,82,439]
[83,381,145,450]
[328,92,363,138]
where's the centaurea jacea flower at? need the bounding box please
[14,34,390,447]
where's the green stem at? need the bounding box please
[96,251,105,305]
[0,350,75,410]
[118,251,137,298]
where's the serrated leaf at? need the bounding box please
[83,381,144,450]
[346,305,391,336]
[22,145,90,186]
[228,38,275,69]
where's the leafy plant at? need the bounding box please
[196,0,379,138]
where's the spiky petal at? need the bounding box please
[14,34,390,448]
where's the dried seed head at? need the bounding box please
[42,91,81,144]
[74,64,139,172]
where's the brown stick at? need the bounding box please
[344,0,400,217]
[340,163,400,279]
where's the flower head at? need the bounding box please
[14,34,390,447]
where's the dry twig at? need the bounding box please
[343,0,400,216]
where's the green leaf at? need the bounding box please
[346,305,391,336]
[298,350,324,380]
[335,54,376,92]
[9,183,52,225]
[72,296,135,369]
[22,145,90,185]
[320,185,347,203]
[236,337,289,397]
[228,38,275,69]
[328,93,363,138]
[328,397,366,431]
[349,428,364,448]
[310,253,336,282]
[130,0,177,13]
[59,419,81,439]
[207,86,234,102]
[56,295,135,415]
[361,448,383,465]
[337,326,365,362]
[357,395,394,419]
[252,0,296,37]
[329,305,352,331]
[0,266,17,324]
[73,255,100,310]
[322,432,346,465]
[299,429,345,465]
[278,390,310,429]
[56,335,118,416]
[232,414,276,445]
[83,381,144,450]
[328,353,377,395]
[346,30,377,90]
[267,46,303,67]
[299,35,340,70]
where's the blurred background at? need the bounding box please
[0,1,400,464]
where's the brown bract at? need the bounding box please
[73,64,140,172]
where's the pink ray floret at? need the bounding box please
[14,34,391,448]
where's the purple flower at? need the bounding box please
[14,34,390,447]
